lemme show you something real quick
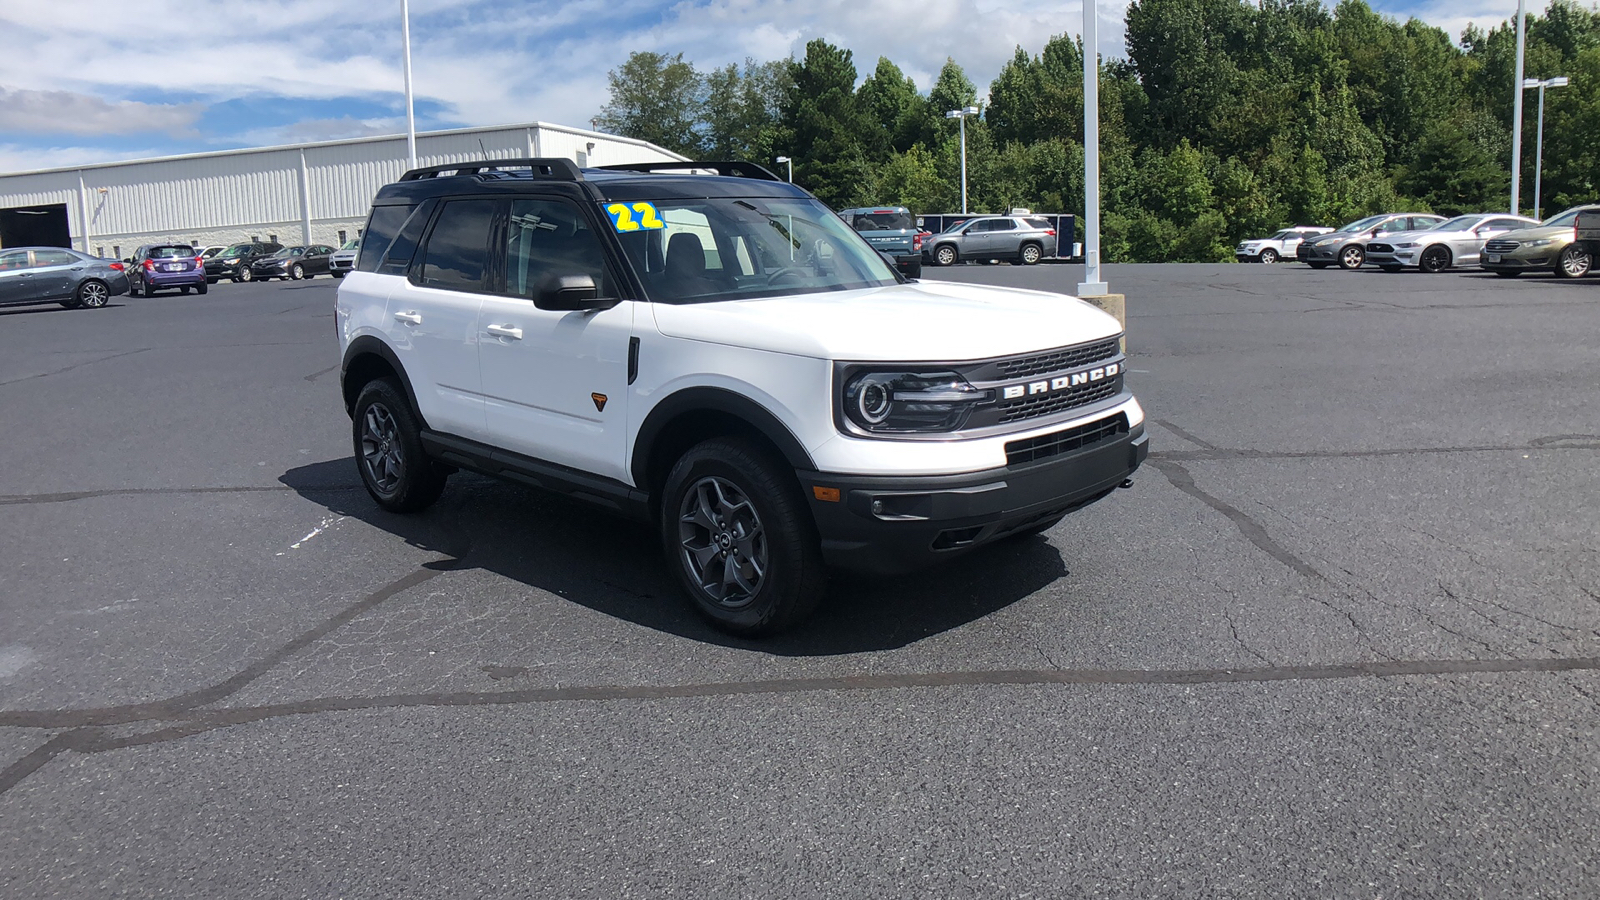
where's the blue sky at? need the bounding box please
[0,0,1529,174]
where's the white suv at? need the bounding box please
[1235,226,1329,264]
[336,159,1147,635]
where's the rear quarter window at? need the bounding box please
[358,201,433,274]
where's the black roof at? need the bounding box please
[371,157,812,206]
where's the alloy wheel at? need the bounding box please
[359,402,405,494]
[1560,245,1591,278]
[677,475,768,609]
[79,281,109,308]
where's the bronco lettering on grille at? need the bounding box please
[1002,362,1121,400]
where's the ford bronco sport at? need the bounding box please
[336,159,1146,635]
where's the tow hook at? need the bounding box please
[1119,479,1135,489]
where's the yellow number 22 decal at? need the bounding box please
[607,201,665,232]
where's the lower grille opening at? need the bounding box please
[1005,413,1129,467]
[932,526,983,551]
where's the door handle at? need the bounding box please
[486,324,523,340]
[393,311,422,325]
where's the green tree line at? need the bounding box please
[594,0,1600,262]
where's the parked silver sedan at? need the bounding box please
[923,215,1059,266]
[0,246,130,310]
[1365,214,1540,273]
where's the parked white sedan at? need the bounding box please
[1365,213,1539,273]
[1235,226,1330,264]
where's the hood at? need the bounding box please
[1496,224,1575,242]
[649,280,1122,362]
[1309,230,1365,245]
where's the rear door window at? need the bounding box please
[33,249,78,267]
[419,199,498,292]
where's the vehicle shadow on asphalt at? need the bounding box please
[281,458,1067,655]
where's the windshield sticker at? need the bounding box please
[607,201,666,233]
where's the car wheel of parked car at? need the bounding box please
[1308,262,1330,269]
[290,264,305,280]
[934,245,958,266]
[1494,270,1522,278]
[238,268,253,282]
[332,272,345,279]
[352,379,448,513]
[1419,246,1452,273]
[196,281,208,295]
[1019,243,1043,265]
[1258,248,1279,264]
[1557,245,1591,278]
[1339,245,1364,269]
[206,277,218,285]
[76,279,110,309]
[128,281,141,298]
[661,437,825,637]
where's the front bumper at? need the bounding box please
[205,261,240,279]
[250,265,289,279]
[1480,247,1559,271]
[798,420,1147,574]
[1299,242,1341,262]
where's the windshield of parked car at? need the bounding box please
[1267,230,1293,240]
[148,245,195,258]
[1542,207,1586,227]
[221,244,252,257]
[848,210,913,231]
[270,247,306,258]
[1337,215,1386,233]
[610,196,898,304]
[341,238,360,250]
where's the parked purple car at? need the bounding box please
[128,244,207,296]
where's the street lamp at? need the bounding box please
[1078,0,1108,296]
[402,0,416,170]
[774,156,792,182]
[1510,0,1526,214]
[1522,76,1569,219]
[944,106,979,215]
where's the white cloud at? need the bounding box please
[0,87,202,137]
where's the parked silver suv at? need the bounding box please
[924,215,1058,266]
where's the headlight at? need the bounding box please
[1397,242,1418,249]
[1316,237,1339,247]
[841,370,990,434]
[224,257,239,264]
[1524,238,1555,248]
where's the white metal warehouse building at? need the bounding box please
[0,122,684,257]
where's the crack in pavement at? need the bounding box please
[1149,459,1322,581]
[0,348,151,388]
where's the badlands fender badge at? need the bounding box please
[591,392,608,412]
[1001,362,1121,400]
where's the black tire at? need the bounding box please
[59,297,81,309]
[206,277,218,285]
[196,281,208,295]
[290,263,305,280]
[1258,248,1279,264]
[332,271,345,279]
[1338,244,1364,269]
[661,437,825,636]
[1019,243,1043,265]
[238,268,253,283]
[1493,270,1522,278]
[934,244,958,266]
[1379,264,1404,273]
[352,379,448,513]
[1308,262,1330,269]
[1556,244,1591,278]
[1419,245,1452,274]
[128,279,142,298]
[76,279,110,309]
[180,286,191,295]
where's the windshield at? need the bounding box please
[1267,230,1292,240]
[848,210,913,231]
[341,238,360,250]
[1337,215,1385,233]
[271,247,306,258]
[222,244,252,257]
[1543,207,1587,227]
[611,196,898,304]
[1430,216,1480,231]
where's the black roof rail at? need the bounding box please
[596,161,783,182]
[398,158,583,182]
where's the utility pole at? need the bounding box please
[402,0,417,170]
[1510,0,1526,215]
[1077,0,1108,296]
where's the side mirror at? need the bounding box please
[535,273,615,311]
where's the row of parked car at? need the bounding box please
[1236,205,1600,278]
[0,238,361,311]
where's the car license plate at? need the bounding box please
[1487,254,1501,263]
[164,263,183,271]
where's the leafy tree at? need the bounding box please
[781,39,879,207]
[594,52,704,157]
[702,59,791,163]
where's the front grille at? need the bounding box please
[1367,242,1393,253]
[996,376,1122,424]
[994,337,1119,380]
[1485,240,1520,252]
[1005,413,1129,466]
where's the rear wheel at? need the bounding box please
[1556,244,1591,278]
[1258,248,1279,264]
[1019,243,1042,265]
[1419,245,1452,274]
[196,281,208,295]
[661,437,825,637]
[1338,245,1364,269]
[180,286,191,295]
[352,379,448,513]
[76,279,110,309]
[934,245,958,266]
[128,279,142,298]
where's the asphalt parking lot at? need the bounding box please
[2,263,1598,897]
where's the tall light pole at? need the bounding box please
[1510,0,1526,214]
[402,0,417,170]
[1523,76,1569,219]
[774,155,792,182]
[1078,0,1107,296]
[945,106,979,214]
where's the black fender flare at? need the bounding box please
[631,387,816,489]
[340,336,426,426]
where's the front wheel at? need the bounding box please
[352,379,448,513]
[1019,243,1042,265]
[332,271,345,279]
[1338,245,1364,269]
[1258,248,1279,264]
[934,245,958,266]
[1419,245,1452,274]
[1556,244,1591,278]
[661,437,825,636]
[238,268,253,282]
[76,279,110,308]
[290,264,305,280]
